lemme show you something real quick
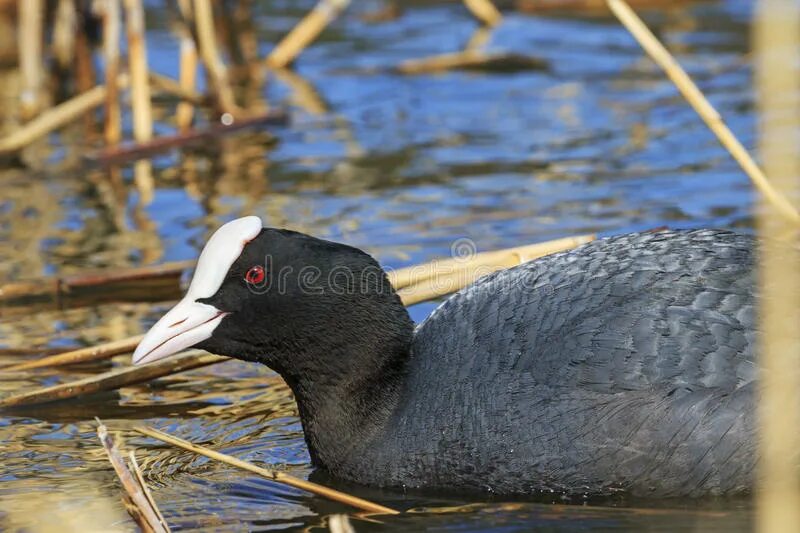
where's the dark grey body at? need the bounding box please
[338,230,757,497]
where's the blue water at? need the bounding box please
[0,0,764,529]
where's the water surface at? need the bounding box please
[0,0,761,530]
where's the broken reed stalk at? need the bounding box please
[266,0,351,69]
[19,0,45,119]
[149,73,206,106]
[462,0,503,27]
[0,84,109,153]
[327,515,355,533]
[175,0,199,131]
[52,0,77,71]
[134,426,399,515]
[388,234,594,290]
[0,259,192,304]
[606,0,800,224]
[97,421,170,533]
[89,110,286,165]
[0,351,224,407]
[1,235,594,375]
[123,0,155,203]
[394,51,548,75]
[4,335,144,372]
[754,0,800,530]
[123,0,154,144]
[100,0,123,146]
[192,0,238,115]
[129,452,170,531]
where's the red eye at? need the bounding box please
[245,265,265,285]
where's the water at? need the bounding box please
[0,0,763,530]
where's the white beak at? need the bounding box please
[132,297,227,365]
[132,215,263,365]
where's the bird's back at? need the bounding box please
[359,230,759,497]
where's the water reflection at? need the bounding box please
[1,0,760,530]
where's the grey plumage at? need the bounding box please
[190,226,770,497]
[342,229,759,497]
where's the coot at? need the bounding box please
[133,216,757,497]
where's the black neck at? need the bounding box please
[274,336,410,471]
[255,306,411,471]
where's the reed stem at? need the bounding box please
[0,85,109,154]
[266,0,351,69]
[462,0,502,27]
[97,421,170,533]
[754,0,800,530]
[52,0,77,70]
[175,0,198,131]
[192,0,237,115]
[99,0,122,145]
[135,426,399,515]
[0,351,224,407]
[606,0,800,224]
[18,0,45,119]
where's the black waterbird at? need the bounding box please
[134,216,759,498]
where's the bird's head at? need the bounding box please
[132,216,413,380]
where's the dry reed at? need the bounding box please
[388,234,594,289]
[462,0,503,26]
[0,259,191,306]
[606,0,800,224]
[18,0,45,119]
[4,335,145,372]
[52,0,77,71]
[135,425,399,515]
[266,0,351,69]
[0,351,224,407]
[395,51,548,75]
[99,0,122,145]
[97,420,170,532]
[753,0,800,530]
[192,0,237,115]
[175,0,198,131]
[0,84,110,153]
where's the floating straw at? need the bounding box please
[387,234,594,290]
[89,110,286,165]
[0,85,109,154]
[395,51,548,75]
[4,335,145,372]
[266,0,351,69]
[0,351,224,407]
[0,259,191,305]
[97,420,170,532]
[462,0,503,27]
[606,0,800,224]
[129,452,170,532]
[135,425,399,515]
